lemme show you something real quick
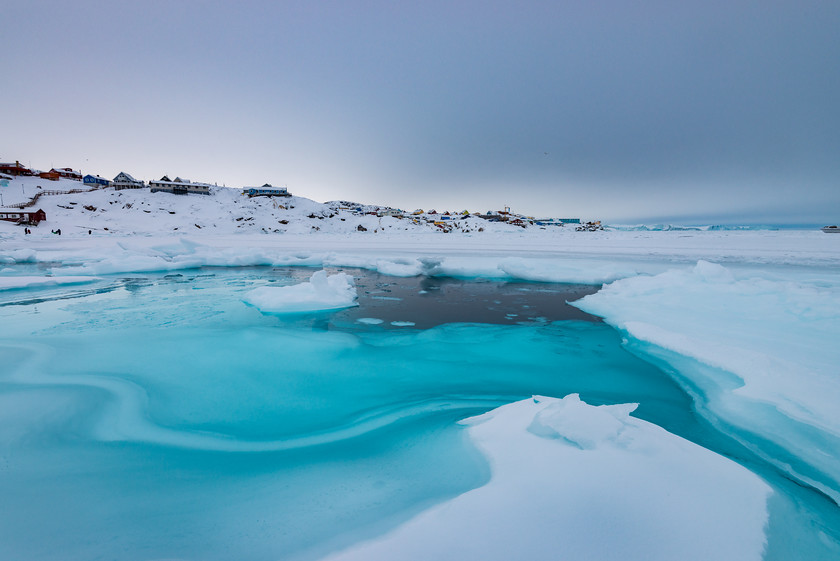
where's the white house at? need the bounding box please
[112,172,145,190]
[149,175,211,195]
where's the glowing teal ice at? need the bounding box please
[0,268,837,561]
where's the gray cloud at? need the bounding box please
[2,1,838,223]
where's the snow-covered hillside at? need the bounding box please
[0,176,518,237]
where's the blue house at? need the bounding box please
[83,174,110,187]
[243,184,290,197]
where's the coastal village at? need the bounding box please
[0,159,599,234]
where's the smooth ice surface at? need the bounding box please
[1,268,720,561]
[575,260,840,503]
[242,270,358,313]
[0,275,100,290]
[324,395,771,561]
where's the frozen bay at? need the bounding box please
[0,267,691,560]
[0,229,839,560]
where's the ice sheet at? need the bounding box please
[323,395,771,561]
[0,275,100,290]
[574,260,840,502]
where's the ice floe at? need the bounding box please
[323,395,771,561]
[356,317,384,325]
[243,270,358,313]
[574,260,840,502]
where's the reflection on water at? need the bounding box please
[342,272,600,329]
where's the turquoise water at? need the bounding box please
[0,267,836,560]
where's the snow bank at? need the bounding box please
[417,255,640,283]
[0,248,38,264]
[574,260,840,501]
[323,395,771,561]
[0,236,643,285]
[0,275,100,291]
[496,256,638,284]
[243,270,358,313]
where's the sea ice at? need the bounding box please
[242,270,358,313]
[0,275,100,291]
[574,260,840,502]
[356,317,384,325]
[323,395,771,561]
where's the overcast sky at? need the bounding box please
[3,1,839,223]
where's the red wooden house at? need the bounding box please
[52,168,82,180]
[0,161,34,176]
[0,208,46,225]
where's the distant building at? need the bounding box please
[112,172,144,190]
[243,184,290,197]
[0,208,46,225]
[51,168,82,181]
[378,209,403,217]
[0,161,34,176]
[39,170,61,181]
[83,174,111,187]
[149,176,211,195]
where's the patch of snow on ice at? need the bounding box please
[527,393,638,449]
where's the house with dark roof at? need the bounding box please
[0,161,34,176]
[51,168,82,181]
[0,208,46,225]
[112,172,144,190]
[149,176,211,195]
